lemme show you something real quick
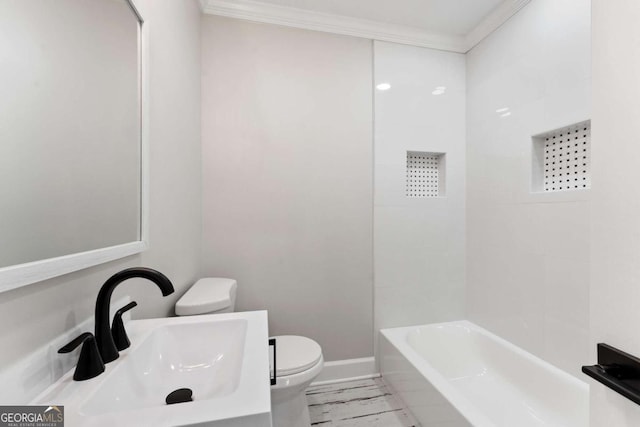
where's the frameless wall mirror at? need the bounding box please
[0,0,147,292]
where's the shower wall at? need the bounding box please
[466,0,591,377]
[590,0,640,423]
[374,41,466,333]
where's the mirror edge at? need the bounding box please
[0,242,148,293]
[0,0,149,294]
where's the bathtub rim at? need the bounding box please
[379,320,589,427]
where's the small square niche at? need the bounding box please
[406,151,446,198]
[532,120,591,193]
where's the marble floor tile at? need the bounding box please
[306,378,417,427]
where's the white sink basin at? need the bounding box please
[33,311,272,427]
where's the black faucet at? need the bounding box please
[95,267,174,363]
[58,332,105,381]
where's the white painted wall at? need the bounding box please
[373,41,466,332]
[0,0,202,383]
[590,1,640,424]
[466,0,590,377]
[131,0,202,319]
[200,16,374,361]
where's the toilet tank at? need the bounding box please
[175,278,237,316]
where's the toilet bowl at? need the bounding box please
[270,335,324,427]
[175,278,324,427]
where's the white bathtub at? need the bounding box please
[379,321,589,427]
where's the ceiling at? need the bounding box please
[241,0,505,37]
[200,0,531,52]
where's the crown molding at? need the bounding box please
[200,0,467,52]
[464,0,532,51]
[200,0,532,53]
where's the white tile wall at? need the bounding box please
[374,42,466,334]
[466,0,591,378]
[590,1,640,424]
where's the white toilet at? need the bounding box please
[175,278,324,427]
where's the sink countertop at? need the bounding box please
[32,311,272,427]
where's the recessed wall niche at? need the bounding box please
[532,120,591,193]
[406,151,446,198]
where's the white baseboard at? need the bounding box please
[312,357,379,386]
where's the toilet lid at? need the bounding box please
[175,278,237,316]
[271,335,322,377]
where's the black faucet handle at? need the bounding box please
[58,332,105,381]
[111,301,137,351]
